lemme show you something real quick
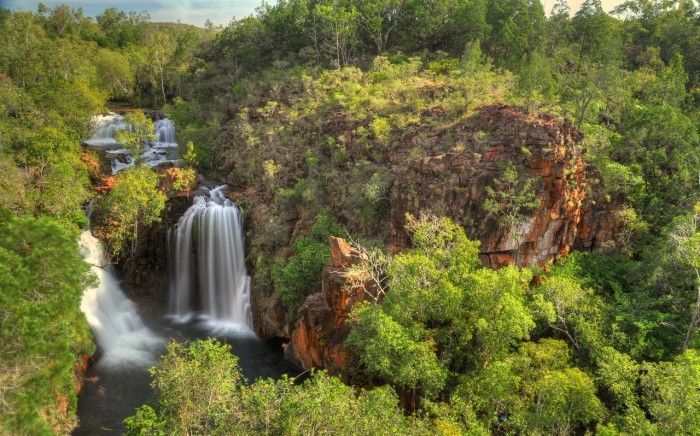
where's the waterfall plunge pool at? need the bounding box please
[74,314,296,435]
[75,228,296,435]
[75,114,297,435]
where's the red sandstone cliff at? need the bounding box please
[285,237,371,370]
[285,106,623,371]
[389,105,590,267]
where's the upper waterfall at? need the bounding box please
[154,118,176,144]
[167,185,253,333]
[84,112,181,174]
[79,231,162,367]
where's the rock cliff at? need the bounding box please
[283,106,623,371]
[388,105,587,266]
[285,237,370,370]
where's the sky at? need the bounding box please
[1,0,625,27]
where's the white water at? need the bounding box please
[79,231,162,367]
[154,118,176,145]
[83,114,129,147]
[168,186,253,334]
[84,113,181,174]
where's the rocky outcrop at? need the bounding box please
[284,106,626,371]
[389,105,591,267]
[285,237,370,370]
[249,105,622,344]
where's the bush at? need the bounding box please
[0,209,94,434]
[272,212,344,310]
[98,165,166,257]
[125,339,427,435]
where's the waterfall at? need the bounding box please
[168,186,253,333]
[154,118,176,145]
[84,114,129,148]
[79,231,162,367]
[83,112,182,174]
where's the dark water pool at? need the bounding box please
[74,319,297,435]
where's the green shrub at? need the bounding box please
[272,212,344,310]
[0,209,94,434]
[125,339,426,435]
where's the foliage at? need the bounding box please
[346,303,448,399]
[2,1,700,434]
[125,339,426,435]
[272,212,344,310]
[98,165,166,256]
[483,161,540,237]
[0,210,94,434]
[116,111,155,159]
[640,350,700,435]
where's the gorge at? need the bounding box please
[1,3,697,434]
[75,113,291,434]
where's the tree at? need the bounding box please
[116,112,155,159]
[346,303,448,402]
[484,0,547,70]
[351,0,406,53]
[146,339,242,434]
[640,350,700,434]
[483,161,540,245]
[0,210,94,434]
[126,339,425,435]
[669,205,700,349]
[314,2,358,68]
[572,0,623,64]
[144,31,176,105]
[99,165,165,256]
[272,212,344,310]
[94,48,134,100]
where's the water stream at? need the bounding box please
[74,113,293,435]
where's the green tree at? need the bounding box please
[0,210,94,434]
[116,112,155,159]
[669,205,700,350]
[347,303,448,401]
[640,350,700,435]
[99,165,165,256]
[94,48,134,100]
[483,161,540,243]
[144,30,176,105]
[314,2,359,68]
[273,212,344,310]
[351,0,406,54]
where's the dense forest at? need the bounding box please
[0,0,698,435]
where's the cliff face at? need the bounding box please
[388,105,587,267]
[284,106,622,371]
[285,237,369,370]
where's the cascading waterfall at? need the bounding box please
[168,185,253,332]
[83,114,129,147]
[79,231,162,367]
[154,118,176,144]
[83,112,181,174]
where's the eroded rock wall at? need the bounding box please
[388,105,587,267]
[285,237,370,370]
[283,106,623,371]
